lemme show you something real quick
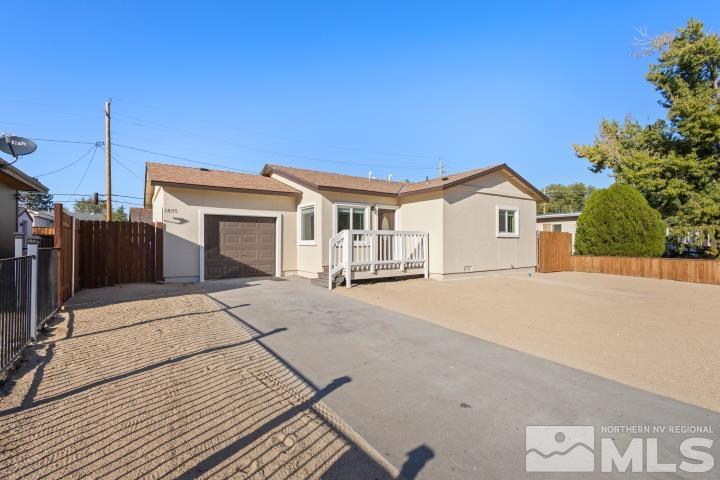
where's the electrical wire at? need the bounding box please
[72,145,99,194]
[35,145,98,177]
[113,143,257,173]
[112,153,144,181]
[32,138,100,145]
[112,108,440,160]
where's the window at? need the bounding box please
[552,224,562,232]
[335,204,368,233]
[298,203,315,244]
[497,207,519,237]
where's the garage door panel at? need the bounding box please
[204,215,276,279]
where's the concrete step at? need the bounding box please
[310,272,344,288]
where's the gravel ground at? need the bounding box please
[0,283,396,480]
[337,271,720,412]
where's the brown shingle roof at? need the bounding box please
[397,164,503,194]
[145,162,301,195]
[261,164,403,195]
[262,163,548,201]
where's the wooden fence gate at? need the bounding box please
[53,204,164,298]
[79,220,164,289]
[537,231,572,273]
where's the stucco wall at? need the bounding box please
[270,173,324,277]
[320,190,400,266]
[154,186,297,282]
[0,183,17,258]
[270,172,401,275]
[441,171,537,276]
[396,191,444,274]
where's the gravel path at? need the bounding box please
[0,283,395,479]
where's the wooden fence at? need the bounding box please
[53,204,80,305]
[537,231,572,273]
[52,204,164,301]
[79,220,164,288]
[537,231,720,285]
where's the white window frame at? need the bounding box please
[332,202,370,233]
[496,205,520,238]
[297,202,317,246]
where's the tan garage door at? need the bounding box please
[204,215,276,280]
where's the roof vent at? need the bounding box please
[200,167,210,172]
[441,176,449,181]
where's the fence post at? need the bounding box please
[370,231,376,274]
[27,237,39,340]
[344,230,352,288]
[423,234,429,278]
[14,232,24,257]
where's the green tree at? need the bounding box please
[538,183,597,214]
[574,19,720,255]
[73,197,128,221]
[18,191,54,211]
[575,184,666,257]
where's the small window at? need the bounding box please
[298,204,315,244]
[498,207,519,236]
[335,204,367,232]
[552,224,562,232]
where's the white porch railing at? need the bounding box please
[328,230,429,289]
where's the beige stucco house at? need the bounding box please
[144,162,548,286]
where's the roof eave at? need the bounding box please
[149,180,301,197]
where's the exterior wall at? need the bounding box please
[440,170,537,277]
[270,173,325,278]
[270,172,400,276]
[0,183,17,258]
[396,191,444,275]
[320,190,400,266]
[154,186,297,282]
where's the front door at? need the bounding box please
[377,209,395,230]
[377,209,397,262]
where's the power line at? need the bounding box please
[113,143,257,173]
[111,153,144,181]
[35,144,101,177]
[32,138,100,145]
[72,145,99,194]
[112,108,440,160]
[0,98,97,111]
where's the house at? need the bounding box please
[0,158,48,258]
[536,212,580,251]
[129,207,154,224]
[144,162,548,284]
[17,208,54,251]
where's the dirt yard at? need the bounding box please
[0,283,396,479]
[337,271,720,412]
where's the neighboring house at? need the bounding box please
[130,207,154,224]
[17,208,54,250]
[145,162,548,283]
[0,157,48,258]
[536,212,580,252]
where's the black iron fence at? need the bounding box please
[0,256,32,374]
[37,248,58,328]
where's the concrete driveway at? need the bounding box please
[204,278,720,480]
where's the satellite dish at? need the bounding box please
[0,135,38,157]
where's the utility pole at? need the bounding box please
[105,99,112,221]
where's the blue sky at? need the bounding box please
[2,1,719,210]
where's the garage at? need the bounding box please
[204,215,276,279]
